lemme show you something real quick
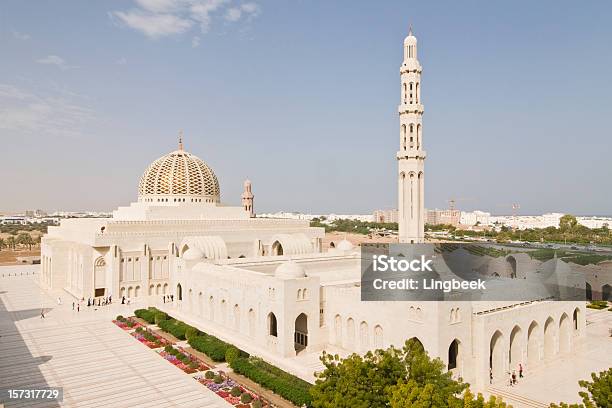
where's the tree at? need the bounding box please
[551,367,612,408]
[6,236,16,250]
[310,338,476,408]
[559,214,578,232]
[17,233,35,250]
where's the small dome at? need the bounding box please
[337,239,354,251]
[138,148,220,202]
[275,260,306,279]
[182,247,204,261]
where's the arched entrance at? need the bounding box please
[374,325,383,348]
[268,312,278,337]
[93,257,106,297]
[509,325,523,367]
[544,317,555,359]
[346,318,355,347]
[176,283,182,301]
[586,282,592,301]
[506,256,517,279]
[527,321,540,366]
[448,339,461,371]
[573,308,580,331]
[559,313,571,353]
[294,313,308,353]
[271,241,283,256]
[409,337,424,351]
[602,284,612,301]
[490,330,504,381]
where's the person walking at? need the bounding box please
[163,295,166,304]
[40,308,45,319]
[489,368,493,384]
[519,363,523,378]
[511,371,517,385]
[57,297,62,305]
[121,296,125,304]
[77,303,80,312]
[72,302,75,310]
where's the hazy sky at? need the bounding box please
[1,1,610,215]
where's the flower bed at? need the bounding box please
[159,345,209,374]
[195,371,269,407]
[113,315,142,330]
[131,327,170,349]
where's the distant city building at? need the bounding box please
[373,209,399,223]
[426,208,460,227]
[460,210,491,226]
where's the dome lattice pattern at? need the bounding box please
[138,150,220,199]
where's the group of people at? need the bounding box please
[86,296,112,307]
[489,363,524,386]
[162,294,174,303]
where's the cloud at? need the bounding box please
[12,30,30,40]
[0,84,95,139]
[111,0,260,39]
[112,10,193,38]
[225,2,259,22]
[36,55,77,70]
[191,36,200,48]
[115,57,128,65]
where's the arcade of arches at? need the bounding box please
[488,309,581,381]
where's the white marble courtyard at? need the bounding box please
[0,266,230,408]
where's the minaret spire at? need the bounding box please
[178,130,184,151]
[398,29,425,243]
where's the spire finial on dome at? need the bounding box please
[408,24,413,36]
[178,130,184,151]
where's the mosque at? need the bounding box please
[40,29,585,390]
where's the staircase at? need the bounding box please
[487,385,549,408]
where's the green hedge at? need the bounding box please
[134,307,169,324]
[230,357,312,407]
[188,333,232,361]
[158,319,194,340]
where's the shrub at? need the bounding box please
[240,393,253,403]
[230,386,242,397]
[185,326,200,340]
[116,315,125,321]
[188,333,232,362]
[154,312,168,325]
[230,357,312,406]
[252,400,263,408]
[189,361,199,370]
[204,370,215,379]
[225,346,240,364]
[164,345,174,353]
[158,319,188,340]
[213,374,223,384]
[135,326,144,333]
[134,308,156,324]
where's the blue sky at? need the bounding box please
[1,1,610,215]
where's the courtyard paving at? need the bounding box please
[0,266,230,408]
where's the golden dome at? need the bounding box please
[138,148,220,202]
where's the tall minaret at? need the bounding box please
[398,27,426,243]
[241,179,255,217]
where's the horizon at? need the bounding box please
[1,1,611,215]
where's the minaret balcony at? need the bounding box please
[398,104,424,114]
[397,150,427,160]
